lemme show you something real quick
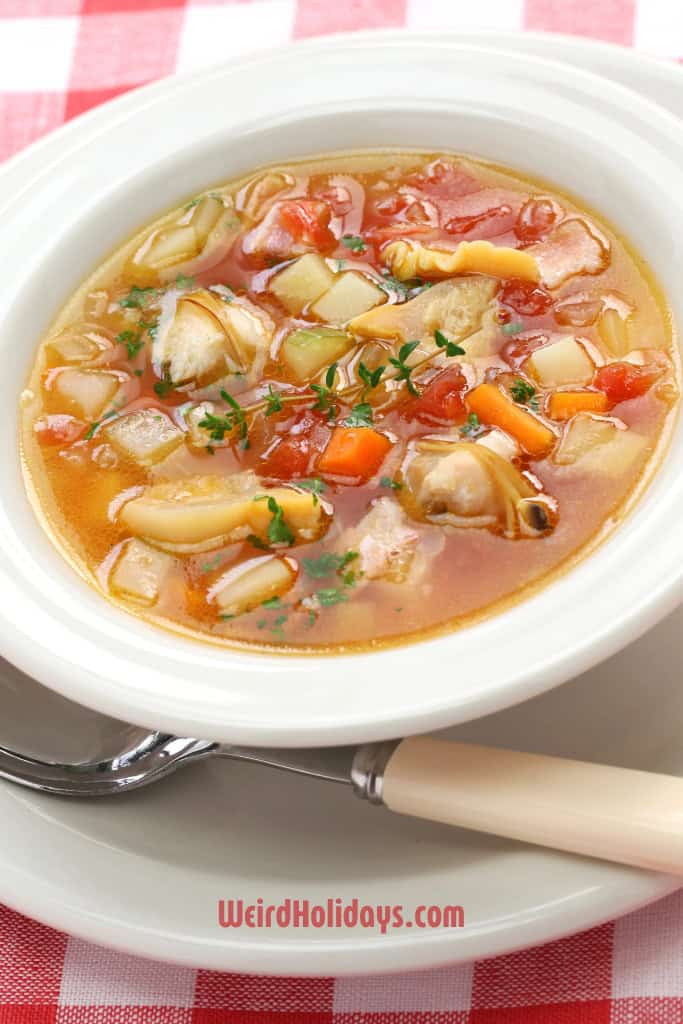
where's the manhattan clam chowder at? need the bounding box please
[20,152,679,652]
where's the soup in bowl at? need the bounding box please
[20,151,679,652]
[3,38,683,744]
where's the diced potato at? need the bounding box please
[311,272,386,323]
[476,428,519,461]
[382,239,540,283]
[155,298,227,385]
[211,555,297,616]
[598,307,630,358]
[120,473,326,552]
[109,538,174,605]
[554,412,647,475]
[280,326,354,383]
[270,254,335,314]
[54,369,119,419]
[528,337,594,387]
[46,330,100,365]
[104,408,183,466]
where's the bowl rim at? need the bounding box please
[1,32,682,746]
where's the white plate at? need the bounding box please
[2,34,683,746]
[0,33,681,975]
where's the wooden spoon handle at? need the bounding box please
[380,737,683,874]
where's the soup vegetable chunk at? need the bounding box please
[20,152,679,651]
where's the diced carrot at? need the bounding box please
[318,427,392,481]
[466,383,556,458]
[547,390,610,421]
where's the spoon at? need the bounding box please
[2,727,683,875]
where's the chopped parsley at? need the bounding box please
[175,274,195,289]
[302,550,358,580]
[501,320,525,336]
[510,378,539,411]
[119,285,158,310]
[254,495,295,546]
[153,371,176,398]
[247,534,270,551]
[380,476,402,490]
[200,554,222,573]
[434,328,465,358]
[345,402,374,428]
[460,412,483,437]
[116,330,145,360]
[316,587,349,606]
[262,596,284,609]
[341,234,366,253]
[389,339,421,397]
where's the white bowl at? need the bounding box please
[1,34,682,746]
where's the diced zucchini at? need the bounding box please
[120,473,326,552]
[270,254,335,314]
[109,538,174,605]
[104,408,183,466]
[212,555,296,616]
[280,326,353,383]
[54,369,119,419]
[528,336,594,387]
[598,308,630,358]
[554,412,646,475]
[311,271,385,323]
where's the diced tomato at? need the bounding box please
[402,368,467,425]
[34,414,85,446]
[445,205,512,236]
[260,409,330,479]
[365,222,433,246]
[278,200,335,250]
[499,278,553,317]
[593,362,661,405]
[514,198,558,243]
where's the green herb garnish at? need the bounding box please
[380,476,402,490]
[345,402,374,428]
[153,371,176,398]
[434,328,466,358]
[116,330,145,360]
[264,384,283,417]
[502,321,525,336]
[510,379,539,410]
[175,274,196,289]
[310,362,339,421]
[262,596,284,609]
[83,408,118,441]
[316,588,349,606]
[198,390,248,443]
[358,361,385,398]
[119,285,157,309]
[302,550,358,580]
[460,412,483,437]
[296,478,326,505]
[341,234,366,253]
[389,339,421,397]
[254,495,295,546]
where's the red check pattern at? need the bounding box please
[1,0,683,1017]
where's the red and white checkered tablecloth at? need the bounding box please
[2,0,683,1019]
